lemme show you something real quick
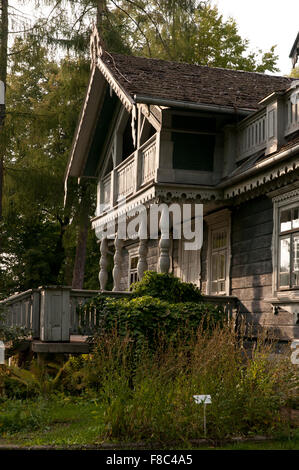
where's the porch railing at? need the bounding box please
[0,289,40,338]
[1,286,238,343]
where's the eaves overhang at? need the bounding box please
[219,143,299,200]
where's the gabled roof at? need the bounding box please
[101,51,293,111]
[65,31,295,189]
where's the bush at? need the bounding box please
[79,294,225,346]
[131,271,202,303]
[78,272,219,345]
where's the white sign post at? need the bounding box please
[0,341,5,365]
[193,395,212,438]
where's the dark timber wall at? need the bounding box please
[230,196,295,340]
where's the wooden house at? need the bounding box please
[65,28,299,341]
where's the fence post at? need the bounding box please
[40,287,71,342]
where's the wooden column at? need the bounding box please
[99,237,108,290]
[112,237,123,291]
[159,205,170,273]
[137,215,148,280]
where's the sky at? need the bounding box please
[8,0,299,76]
[214,0,298,75]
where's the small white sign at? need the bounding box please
[0,341,5,364]
[193,394,212,404]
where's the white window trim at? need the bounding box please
[272,188,299,297]
[205,209,231,296]
[127,243,139,290]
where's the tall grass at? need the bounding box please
[85,324,298,442]
[1,322,297,444]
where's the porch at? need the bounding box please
[0,285,238,355]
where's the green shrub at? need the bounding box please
[79,294,225,346]
[131,271,202,303]
[78,272,220,345]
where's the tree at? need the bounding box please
[35,1,278,72]
[0,36,97,297]
[0,0,8,223]
[290,66,299,78]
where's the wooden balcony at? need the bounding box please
[285,91,299,136]
[98,134,158,215]
[237,88,299,162]
[238,109,267,161]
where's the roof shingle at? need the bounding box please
[101,52,293,111]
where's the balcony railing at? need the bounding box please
[98,134,158,215]
[102,173,111,211]
[285,92,299,136]
[116,153,135,200]
[238,110,267,161]
[140,134,157,186]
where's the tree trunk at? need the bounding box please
[0,0,8,223]
[97,0,106,30]
[71,184,90,289]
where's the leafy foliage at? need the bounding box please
[131,271,202,303]
[81,294,224,342]
[0,36,98,297]
[34,0,279,73]
[78,273,223,345]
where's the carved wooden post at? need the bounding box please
[113,237,123,291]
[137,215,148,280]
[99,237,108,290]
[159,205,170,273]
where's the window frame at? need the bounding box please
[205,209,231,296]
[127,244,139,290]
[273,193,299,292]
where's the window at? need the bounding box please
[129,255,139,286]
[205,209,231,296]
[171,113,216,172]
[272,190,299,294]
[172,133,215,171]
[178,240,201,287]
[278,205,299,289]
[127,245,139,289]
[210,229,228,294]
